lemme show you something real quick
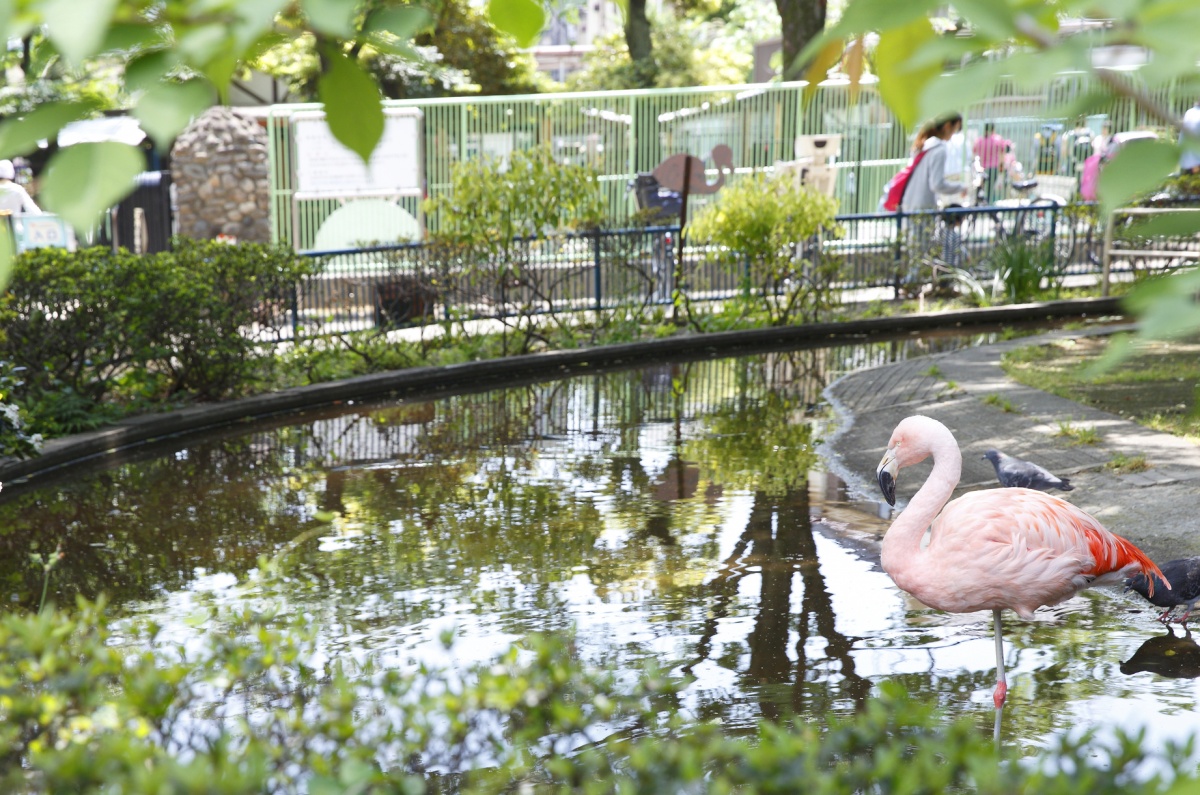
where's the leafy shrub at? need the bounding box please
[0,594,1192,794]
[0,361,40,459]
[0,240,315,433]
[990,236,1059,303]
[689,172,842,326]
[424,146,606,244]
[153,239,314,397]
[423,147,608,355]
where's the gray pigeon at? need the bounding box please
[982,448,1074,492]
[1126,557,1200,624]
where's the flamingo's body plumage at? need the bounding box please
[876,415,1166,709]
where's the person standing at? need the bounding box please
[900,112,967,213]
[0,159,41,215]
[1180,99,1200,174]
[900,112,967,290]
[972,123,1012,204]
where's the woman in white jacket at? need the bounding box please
[901,112,966,213]
[900,112,966,291]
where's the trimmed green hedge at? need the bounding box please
[0,239,314,435]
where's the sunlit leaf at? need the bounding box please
[917,59,1008,122]
[1122,210,1200,238]
[947,0,1019,40]
[1079,273,1196,373]
[0,100,102,159]
[487,0,545,48]
[101,21,166,52]
[796,0,936,69]
[0,224,12,292]
[133,81,216,148]
[0,0,10,44]
[845,35,865,98]
[317,46,383,165]
[302,0,357,38]
[124,51,179,94]
[836,0,937,38]
[802,39,843,103]
[1003,46,1090,91]
[1098,140,1179,215]
[41,0,119,64]
[39,143,145,231]
[363,6,434,40]
[1086,268,1200,373]
[875,18,939,129]
[1047,90,1116,127]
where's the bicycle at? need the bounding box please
[965,160,1075,266]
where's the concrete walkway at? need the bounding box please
[822,326,1200,563]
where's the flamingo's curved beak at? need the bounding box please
[877,448,898,506]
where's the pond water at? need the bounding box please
[2,329,1199,756]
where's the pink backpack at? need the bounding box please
[883,149,929,212]
[1079,153,1102,201]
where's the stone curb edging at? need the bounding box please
[1,296,1125,485]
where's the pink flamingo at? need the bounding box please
[876,415,1166,709]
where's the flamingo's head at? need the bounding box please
[876,416,940,506]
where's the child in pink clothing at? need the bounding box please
[972,123,1012,204]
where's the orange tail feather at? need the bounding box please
[1111,536,1169,597]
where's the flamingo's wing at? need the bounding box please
[933,488,1164,603]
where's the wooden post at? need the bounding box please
[1101,210,1115,298]
[674,157,692,323]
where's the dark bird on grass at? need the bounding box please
[982,449,1074,492]
[1127,557,1200,624]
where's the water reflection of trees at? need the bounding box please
[0,337,1001,721]
[679,359,874,721]
[0,439,307,611]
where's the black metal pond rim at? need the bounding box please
[0,297,1126,486]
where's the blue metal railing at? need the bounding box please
[286,202,1195,337]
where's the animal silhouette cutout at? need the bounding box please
[653,144,734,195]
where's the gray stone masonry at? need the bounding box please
[171,106,271,243]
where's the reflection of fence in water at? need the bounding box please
[265,337,985,469]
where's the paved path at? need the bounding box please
[822,326,1200,563]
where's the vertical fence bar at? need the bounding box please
[592,229,603,311]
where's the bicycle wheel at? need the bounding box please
[1014,196,1074,264]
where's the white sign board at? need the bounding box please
[11,214,76,252]
[291,108,423,196]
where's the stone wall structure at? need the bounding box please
[171,107,271,243]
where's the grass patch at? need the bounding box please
[1054,419,1100,445]
[1001,334,1200,441]
[982,393,1017,413]
[1106,453,1150,474]
[925,364,943,379]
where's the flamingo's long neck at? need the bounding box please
[880,431,962,586]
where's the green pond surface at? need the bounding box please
[2,332,1198,757]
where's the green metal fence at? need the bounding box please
[267,73,1195,250]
